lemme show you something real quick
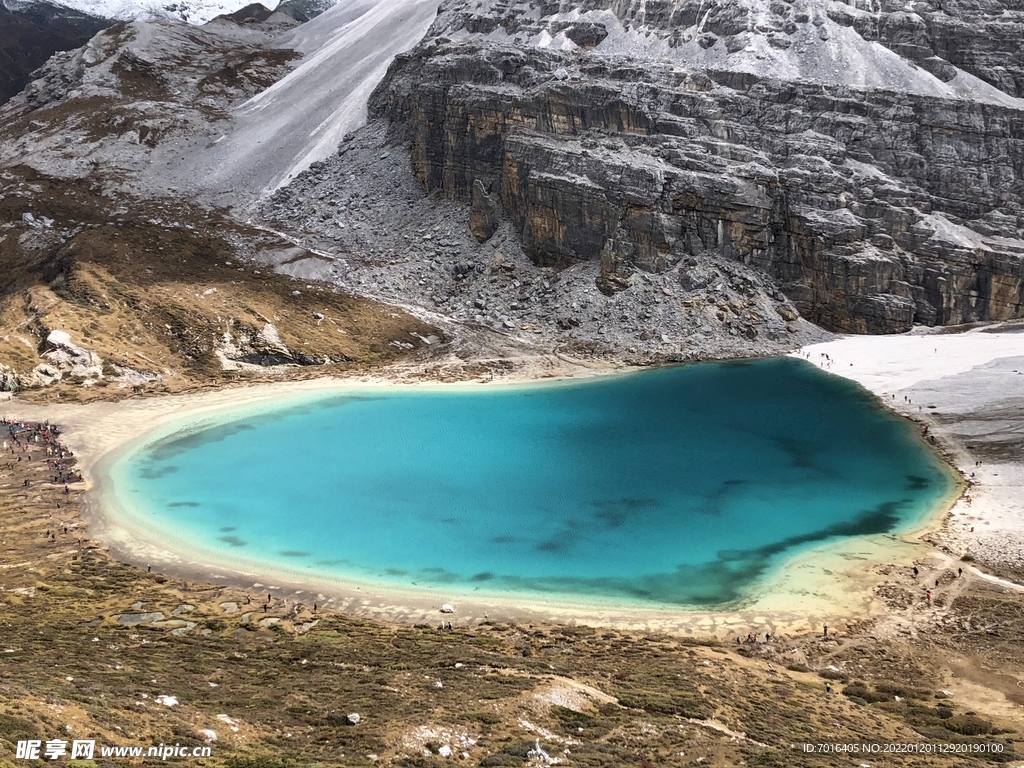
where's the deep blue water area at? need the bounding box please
[108,359,955,606]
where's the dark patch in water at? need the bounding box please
[482,501,908,607]
[417,567,458,584]
[167,501,199,508]
[219,526,236,532]
[307,393,383,410]
[490,535,517,544]
[147,423,255,462]
[771,437,822,471]
[537,538,567,554]
[700,479,747,516]
[470,571,494,582]
[724,358,756,367]
[906,474,930,491]
[140,395,382,465]
[592,498,659,528]
[217,535,247,547]
[594,509,627,528]
[138,464,179,479]
[439,516,458,524]
[385,568,408,576]
[280,550,311,558]
[719,500,902,561]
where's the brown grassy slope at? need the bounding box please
[0,166,441,401]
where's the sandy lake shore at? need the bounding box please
[5,324,1024,637]
[793,322,1024,576]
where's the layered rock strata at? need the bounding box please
[368,0,1024,333]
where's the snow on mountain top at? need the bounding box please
[8,0,282,24]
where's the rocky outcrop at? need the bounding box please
[368,0,1024,334]
[0,1,112,106]
[11,329,107,387]
[426,0,1024,101]
[0,18,301,190]
[469,178,500,242]
[216,320,345,367]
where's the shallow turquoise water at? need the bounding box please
[109,359,955,606]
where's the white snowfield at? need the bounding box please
[13,0,282,24]
[188,0,438,199]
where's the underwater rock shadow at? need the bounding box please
[143,395,382,462]
[427,500,909,607]
[591,498,660,529]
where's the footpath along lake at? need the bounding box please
[102,358,957,606]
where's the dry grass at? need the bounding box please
[0,166,442,403]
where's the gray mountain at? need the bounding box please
[0,0,113,105]
[274,0,336,22]
[3,0,1022,352]
[363,0,1024,333]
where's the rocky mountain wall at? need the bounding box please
[370,38,1024,333]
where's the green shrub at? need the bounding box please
[945,714,994,736]
[818,669,848,682]
[224,757,295,768]
[0,713,39,744]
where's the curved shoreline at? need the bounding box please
[5,352,970,637]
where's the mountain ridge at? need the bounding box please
[4,0,280,24]
[0,0,112,104]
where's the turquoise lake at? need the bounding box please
[108,359,956,606]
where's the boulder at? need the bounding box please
[469,179,500,243]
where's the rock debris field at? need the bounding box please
[260,123,830,364]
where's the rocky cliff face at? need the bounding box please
[369,0,1024,333]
